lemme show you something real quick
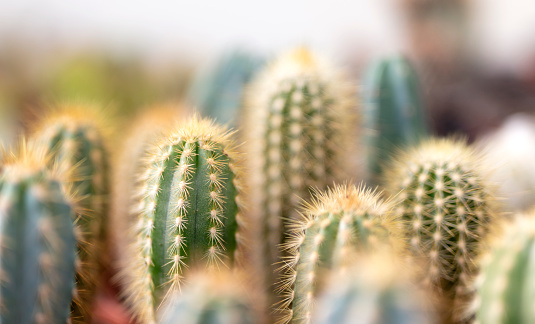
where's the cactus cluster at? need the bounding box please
[0,44,518,324]
[118,115,245,323]
[384,138,496,318]
[470,214,535,324]
[243,47,355,299]
[278,184,403,324]
[159,270,257,324]
[0,142,77,323]
[31,104,109,322]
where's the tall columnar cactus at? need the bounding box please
[278,184,403,324]
[189,50,264,127]
[314,253,435,324]
[363,55,429,183]
[0,142,77,323]
[243,47,355,297]
[470,214,535,324]
[158,270,257,324]
[119,116,245,324]
[110,104,190,273]
[31,104,109,322]
[384,138,496,319]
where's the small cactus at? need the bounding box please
[363,55,429,183]
[470,214,535,324]
[31,103,109,322]
[384,138,496,319]
[243,47,355,300]
[119,115,245,324]
[0,141,77,323]
[314,253,435,324]
[278,184,403,324]
[158,270,257,324]
[189,50,264,127]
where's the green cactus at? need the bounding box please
[189,50,264,127]
[470,214,535,324]
[0,142,76,323]
[278,184,403,324]
[31,104,109,322]
[158,270,257,324]
[119,115,245,324]
[363,55,429,183]
[384,138,496,320]
[243,47,355,302]
[314,253,435,324]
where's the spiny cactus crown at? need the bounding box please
[278,184,403,324]
[120,116,244,324]
[385,138,496,308]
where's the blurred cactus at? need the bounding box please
[278,184,403,324]
[189,50,263,127]
[314,253,435,324]
[470,214,535,324]
[243,47,355,302]
[384,138,496,320]
[119,116,245,324]
[363,55,428,182]
[476,113,535,211]
[159,270,257,324]
[31,104,109,322]
[0,141,76,323]
[110,104,191,275]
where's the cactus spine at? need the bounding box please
[314,253,435,324]
[279,184,403,324]
[0,142,76,323]
[363,55,428,183]
[159,270,256,324]
[119,116,245,324]
[384,138,496,319]
[31,104,109,322]
[471,214,535,324]
[190,50,263,127]
[243,47,355,298]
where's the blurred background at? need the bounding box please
[1,0,535,140]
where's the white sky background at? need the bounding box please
[0,0,534,72]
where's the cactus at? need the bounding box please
[118,115,245,324]
[243,47,355,301]
[314,253,435,324]
[0,141,77,323]
[363,55,428,183]
[158,270,257,324]
[469,214,535,324]
[384,138,496,320]
[189,50,264,127]
[278,184,403,324]
[110,104,190,274]
[31,104,109,322]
